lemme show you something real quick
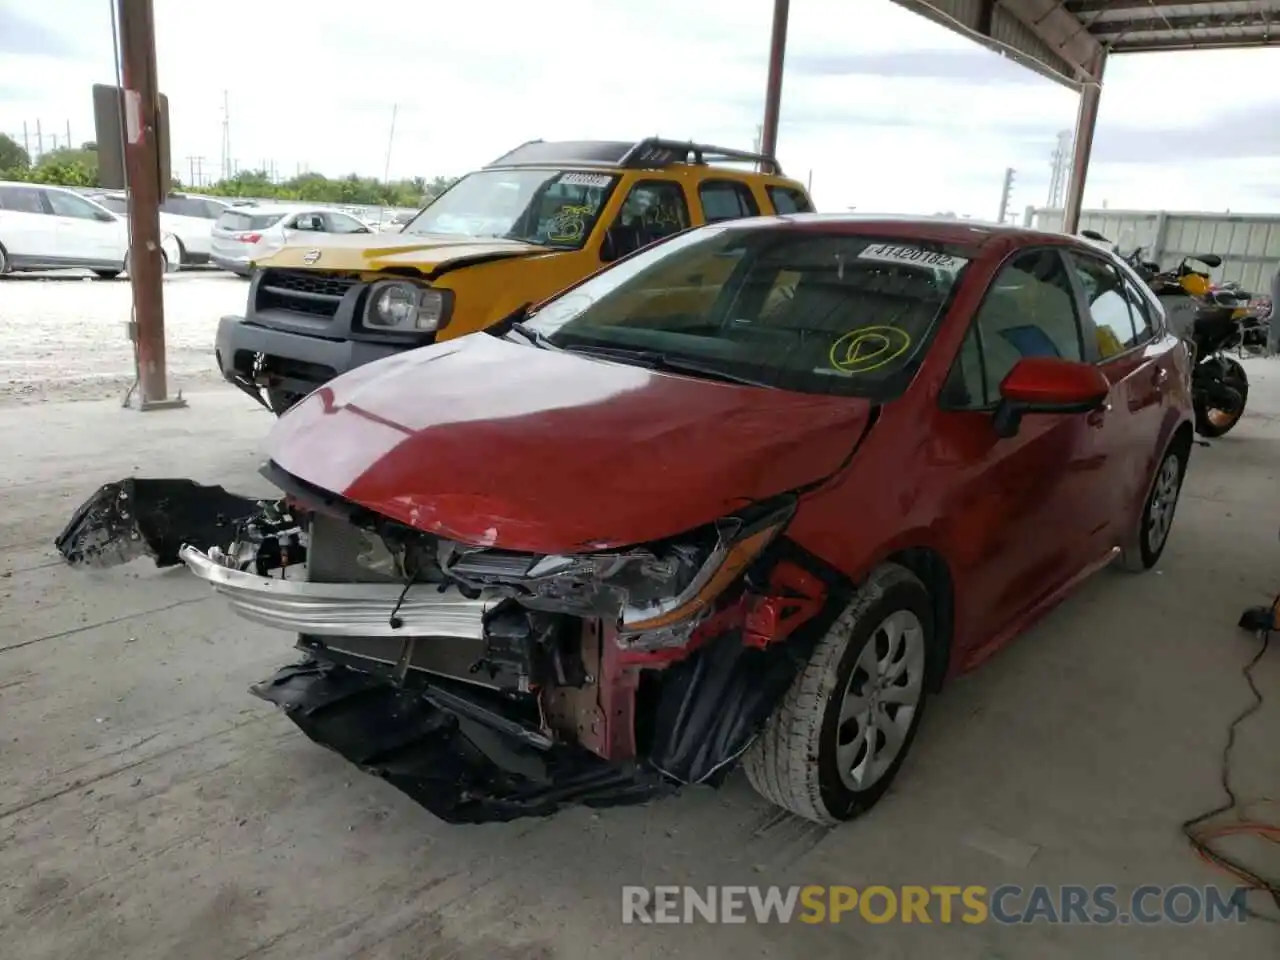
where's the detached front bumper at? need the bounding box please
[179,545,497,638]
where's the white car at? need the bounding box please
[0,181,180,279]
[91,191,234,268]
[209,204,373,277]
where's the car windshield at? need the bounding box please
[402,168,619,249]
[524,226,973,399]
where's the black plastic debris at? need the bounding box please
[252,658,672,824]
[55,478,263,568]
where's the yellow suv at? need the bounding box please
[213,138,815,412]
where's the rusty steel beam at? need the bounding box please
[1062,47,1107,235]
[759,0,790,164]
[118,0,184,411]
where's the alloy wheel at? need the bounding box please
[835,609,926,792]
[1146,453,1182,554]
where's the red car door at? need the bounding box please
[934,248,1113,664]
[1064,250,1169,544]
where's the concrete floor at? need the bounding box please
[2,367,1279,957]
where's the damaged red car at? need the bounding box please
[59,215,1194,825]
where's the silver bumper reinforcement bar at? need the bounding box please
[179,545,497,638]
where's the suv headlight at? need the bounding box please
[365,280,447,332]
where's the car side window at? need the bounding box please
[698,180,760,223]
[766,186,813,214]
[1068,253,1138,360]
[326,212,371,234]
[46,190,107,221]
[0,185,45,214]
[1121,278,1157,345]
[289,212,325,232]
[941,249,1084,410]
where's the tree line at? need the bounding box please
[0,133,455,208]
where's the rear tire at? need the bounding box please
[1194,357,1248,438]
[1118,441,1187,572]
[744,563,934,825]
[93,270,121,280]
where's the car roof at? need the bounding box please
[744,213,1092,252]
[219,203,317,215]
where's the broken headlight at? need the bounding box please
[617,502,792,639]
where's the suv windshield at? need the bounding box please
[402,168,619,249]
[524,226,972,399]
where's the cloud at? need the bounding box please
[2,0,1280,216]
[0,6,76,57]
[788,49,1043,84]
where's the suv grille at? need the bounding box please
[257,269,361,319]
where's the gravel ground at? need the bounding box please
[0,271,248,406]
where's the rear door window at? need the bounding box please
[698,180,760,223]
[1067,253,1139,360]
[766,186,813,214]
[0,185,46,214]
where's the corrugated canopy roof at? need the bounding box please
[892,0,1280,87]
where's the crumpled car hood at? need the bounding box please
[255,233,551,275]
[267,333,873,554]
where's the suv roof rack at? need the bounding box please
[486,137,783,175]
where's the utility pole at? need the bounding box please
[22,121,29,157]
[383,103,398,183]
[119,0,182,410]
[66,119,73,149]
[997,167,1016,224]
[34,119,42,161]
[220,90,231,181]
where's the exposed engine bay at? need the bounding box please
[55,468,840,823]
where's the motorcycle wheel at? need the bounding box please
[1195,357,1249,438]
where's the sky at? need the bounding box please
[3,0,1280,219]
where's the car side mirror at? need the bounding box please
[95,210,116,223]
[992,357,1110,439]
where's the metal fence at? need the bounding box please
[1026,206,1280,295]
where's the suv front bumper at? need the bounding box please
[215,313,403,404]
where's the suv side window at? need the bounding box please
[699,180,759,223]
[47,190,108,221]
[1067,253,1138,360]
[766,186,813,214]
[0,185,45,214]
[941,249,1084,409]
[601,180,689,262]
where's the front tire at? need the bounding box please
[1118,442,1187,572]
[0,243,9,276]
[744,563,934,825]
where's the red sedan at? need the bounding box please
[177,215,1194,825]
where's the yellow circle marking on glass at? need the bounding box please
[828,326,913,374]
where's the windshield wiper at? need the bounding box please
[562,344,775,388]
[486,303,555,350]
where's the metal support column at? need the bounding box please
[759,0,790,163]
[119,0,184,410]
[1062,48,1108,236]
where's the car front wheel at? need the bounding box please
[744,563,934,825]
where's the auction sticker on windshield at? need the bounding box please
[559,173,613,189]
[859,244,967,272]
